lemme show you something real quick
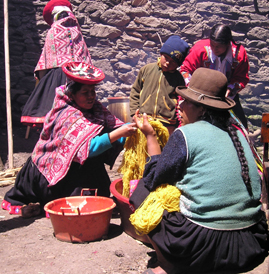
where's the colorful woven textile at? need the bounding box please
[35,12,92,72]
[32,85,124,186]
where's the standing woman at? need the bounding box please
[2,62,137,218]
[180,24,249,129]
[21,0,92,127]
[131,68,267,274]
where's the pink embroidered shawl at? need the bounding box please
[31,85,124,186]
[35,12,92,72]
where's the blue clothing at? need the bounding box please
[130,120,267,272]
[143,121,262,230]
[178,121,262,229]
[90,133,125,158]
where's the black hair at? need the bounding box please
[210,24,238,45]
[201,109,253,196]
[50,11,69,24]
[57,11,69,20]
[67,81,97,96]
[67,81,84,95]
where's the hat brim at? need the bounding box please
[62,62,105,85]
[176,86,236,110]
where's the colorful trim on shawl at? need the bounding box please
[35,12,92,72]
[229,110,263,176]
[1,200,22,215]
[31,85,124,186]
[203,42,241,83]
[20,116,45,126]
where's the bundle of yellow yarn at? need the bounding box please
[117,118,169,198]
[129,183,181,235]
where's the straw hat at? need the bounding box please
[176,68,235,110]
[62,62,105,85]
[43,0,73,25]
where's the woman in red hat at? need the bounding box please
[2,62,137,218]
[21,0,92,128]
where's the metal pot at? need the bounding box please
[107,97,131,123]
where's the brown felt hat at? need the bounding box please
[176,68,235,110]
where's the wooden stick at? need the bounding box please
[4,0,13,169]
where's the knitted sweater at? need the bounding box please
[143,121,262,230]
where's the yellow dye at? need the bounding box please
[129,184,181,235]
[117,118,169,198]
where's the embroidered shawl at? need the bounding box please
[35,12,92,72]
[31,85,124,186]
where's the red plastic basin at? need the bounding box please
[44,196,116,243]
[110,178,150,243]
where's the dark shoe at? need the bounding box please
[21,202,41,218]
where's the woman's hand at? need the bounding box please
[133,109,156,137]
[133,109,161,156]
[108,122,137,143]
[118,123,138,138]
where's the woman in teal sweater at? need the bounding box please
[130,68,268,274]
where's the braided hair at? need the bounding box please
[202,109,253,196]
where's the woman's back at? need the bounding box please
[177,121,262,229]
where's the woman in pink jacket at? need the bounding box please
[180,24,249,129]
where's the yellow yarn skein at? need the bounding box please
[117,118,169,198]
[129,184,181,235]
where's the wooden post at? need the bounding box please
[4,0,13,169]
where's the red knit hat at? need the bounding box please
[62,62,105,85]
[43,0,73,25]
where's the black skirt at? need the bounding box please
[4,154,113,210]
[21,67,67,126]
[130,179,268,273]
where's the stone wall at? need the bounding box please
[0,0,269,136]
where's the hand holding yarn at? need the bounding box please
[133,109,156,137]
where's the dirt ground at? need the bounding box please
[0,126,153,274]
[0,126,268,274]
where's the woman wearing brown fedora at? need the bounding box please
[130,68,268,274]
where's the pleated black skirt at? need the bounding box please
[3,154,113,211]
[130,179,268,273]
[21,67,67,126]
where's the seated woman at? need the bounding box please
[130,68,268,274]
[1,62,137,218]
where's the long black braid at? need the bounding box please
[202,108,253,196]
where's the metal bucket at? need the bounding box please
[107,97,131,123]
[44,190,116,243]
[110,178,150,243]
